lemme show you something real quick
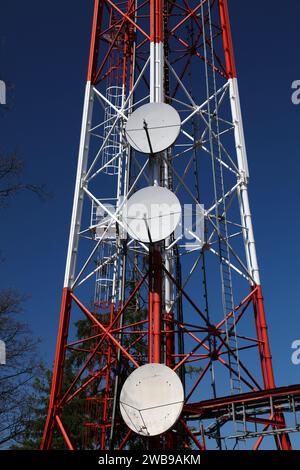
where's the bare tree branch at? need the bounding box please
[0,154,50,206]
[0,290,42,448]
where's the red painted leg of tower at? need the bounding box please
[165,276,176,448]
[101,302,115,449]
[254,286,292,450]
[219,0,292,450]
[42,1,104,449]
[148,283,154,364]
[41,288,72,450]
[166,311,175,369]
[149,246,162,364]
[255,286,276,389]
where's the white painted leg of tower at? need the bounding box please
[64,82,94,289]
[150,39,173,327]
[150,42,164,103]
[229,77,260,285]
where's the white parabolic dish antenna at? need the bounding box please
[121,186,181,243]
[125,103,181,154]
[119,363,184,436]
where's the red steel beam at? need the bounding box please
[41,288,72,449]
[56,416,74,451]
[71,293,140,368]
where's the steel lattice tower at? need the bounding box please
[42,0,300,450]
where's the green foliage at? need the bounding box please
[13,360,87,449]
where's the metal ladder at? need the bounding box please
[202,3,246,445]
[202,1,242,397]
[101,85,123,175]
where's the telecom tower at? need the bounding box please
[42,0,300,450]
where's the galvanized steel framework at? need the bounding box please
[41,0,300,450]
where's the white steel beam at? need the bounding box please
[229,77,260,285]
[64,82,94,288]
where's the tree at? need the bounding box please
[0,154,48,207]
[0,289,42,447]
[13,363,87,450]
[0,149,49,447]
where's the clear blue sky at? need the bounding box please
[0,0,299,396]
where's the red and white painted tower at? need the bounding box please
[42,1,300,450]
